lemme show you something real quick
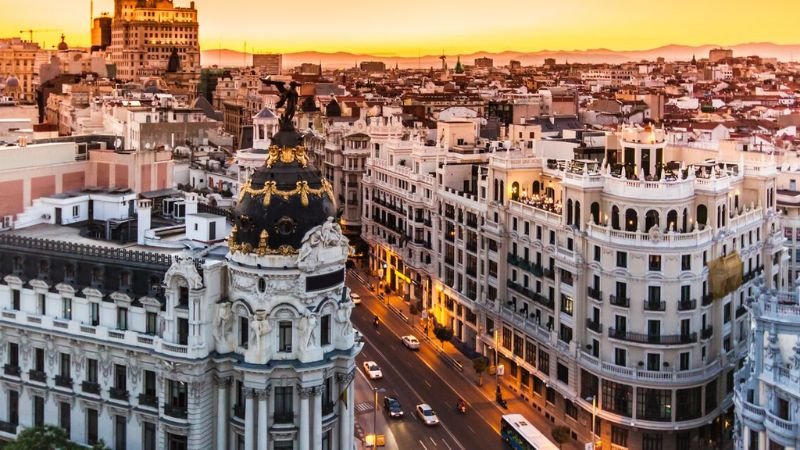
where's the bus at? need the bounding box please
[501,414,560,450]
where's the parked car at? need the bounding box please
[350,293,361,305]
[415,403,439,426]
[362,361,383,379]
[383,396,404,418]
[401,335,420,350]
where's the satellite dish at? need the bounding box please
[113,137,122,150]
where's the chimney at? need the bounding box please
[137,199,152,245]
[185,193,198,216]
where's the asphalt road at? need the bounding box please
[348,273,507,450]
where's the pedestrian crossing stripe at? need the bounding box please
[355,402,373,412]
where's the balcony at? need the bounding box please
[109,387,129,401]
[3,364,20,377]
[586,319,603,334]
[678,299,697,311]
[322,401,335,416]
[29,369,46,383]
[82,381,101,395]
[701,327,714,340]
[609,295,630,308]
[608,328,697,345]
[765,411,797,443]
[736,305,748,318]
[507,280,554,309]
[138,393,158,408]
[587,287,602,301]
[164,403,188,419]
[543,268,555,280]
[54,375,73,389]
[702,294,713,307]
[0,420,16,434]
[643,300,666,312]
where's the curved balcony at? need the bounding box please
[608,328,697,345]
[578,350,725,386]
[587,223,714,249]
[765,411,797,447]
[603,175,695,200]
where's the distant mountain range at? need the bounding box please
[200,42,800,70]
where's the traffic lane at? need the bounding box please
[348,280,504,435]
[356,343,459,450]
[352,302,502,450]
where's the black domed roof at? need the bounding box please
[229,130,337,256]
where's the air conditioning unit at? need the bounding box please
[41,213,51,220]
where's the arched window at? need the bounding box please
[567,199,573,225]
[591,202,600,225]
[682,208,688,232]
[645,210,660,231]
[532,181,540,195]
[499,180,505,205]
[511,182,520,201]
[575,201,581,230]
[625,209,638,232]
[666,210,678,232]
[493,179,498,202]
[611,205,620,230]
[697,204,708,227]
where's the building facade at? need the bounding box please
[0,38,40,104]
[0,142,360,449]
[110,0,200,80]
[363,124,786,449]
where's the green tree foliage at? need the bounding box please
[4,426,110,450]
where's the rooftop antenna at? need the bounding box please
[90,0,94,29]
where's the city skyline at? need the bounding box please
[3,0,800,56]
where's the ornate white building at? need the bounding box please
[734,279,800,450]
[363,123,786,450]
[0,134,360,449]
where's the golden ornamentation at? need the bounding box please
[226,225,239,249]
[265,145,308,168]
[238,178,335,208]
[256,229,270,256]
[227,239,298,256]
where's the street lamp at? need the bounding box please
[370,387,386,448]
[586,395,598,450]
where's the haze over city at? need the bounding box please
[3,0,800,55]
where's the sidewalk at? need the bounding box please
[352,369,399,450]
[350,267,586,450]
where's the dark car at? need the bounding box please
[383,396,404,418]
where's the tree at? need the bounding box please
[4,425,111,450]
[472,357,488,386]
[550,426,571,450]
[433,325,453,349]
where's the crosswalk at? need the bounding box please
[355,402,374,413]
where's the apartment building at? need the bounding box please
[0,38,40,104]
[110,0,200,80]
[363,123,785,450]
[734,279,800,450]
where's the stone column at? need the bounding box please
[244,388,255,450]
[298,386,312,450]
[215,376,231,450]
[312,385,323,450]
[337,371,355,450]
[257,387,270,450]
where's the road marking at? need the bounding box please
[467,425,476,434]
[429,437,438,446]
[418,440,429,450]
[355,402,374,413]
[442,439,453,450]
[357,333,467,450]
[424,380,432,388]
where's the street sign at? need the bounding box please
[365,434,386,447]
[497,364,505,376]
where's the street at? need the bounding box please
[348,270,507,450]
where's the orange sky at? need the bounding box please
[3,0,800,55]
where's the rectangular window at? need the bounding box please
[611,425,628,446]
[614,348,626,366]
[33,396,44,426]
[87,408,98,445]
[239,317,249,348]
[679,352,690,371]
[60,353,71,378]
[8,342,19,369]
[87,358,98,383]
[143,422,156,450]
[559,324,573,344]
[146,312,158,335]
[642,433,663,450]
[11,289,20,310]
[637,388,671,421]
[560,295,574,316]
[166,379,188,416]
[144,370,156,396]
[557,363,569,384]
[90,303,100,326]
[117,307,128,330]
[274,386,293,423]
[681,254,691,271]
[616,251,627,268]
[59,401,71,436]
[114,364,127,390]
[538,349,550,375]
[8,390,18,425]
[38,294,46,315]
[177,318,189,345]
[62,298,72,320]
[594,245,601,262]
[648,254,661,271]
[279,321,292,352]
[115,414,127,450]
[321,314,331,346]
[646,353,660,371]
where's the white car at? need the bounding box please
[401,335,420,350]
[416,403,439,426]
[362,361,383,379]
[350,293,361,305]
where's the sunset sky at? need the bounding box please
[3,0,799,55]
